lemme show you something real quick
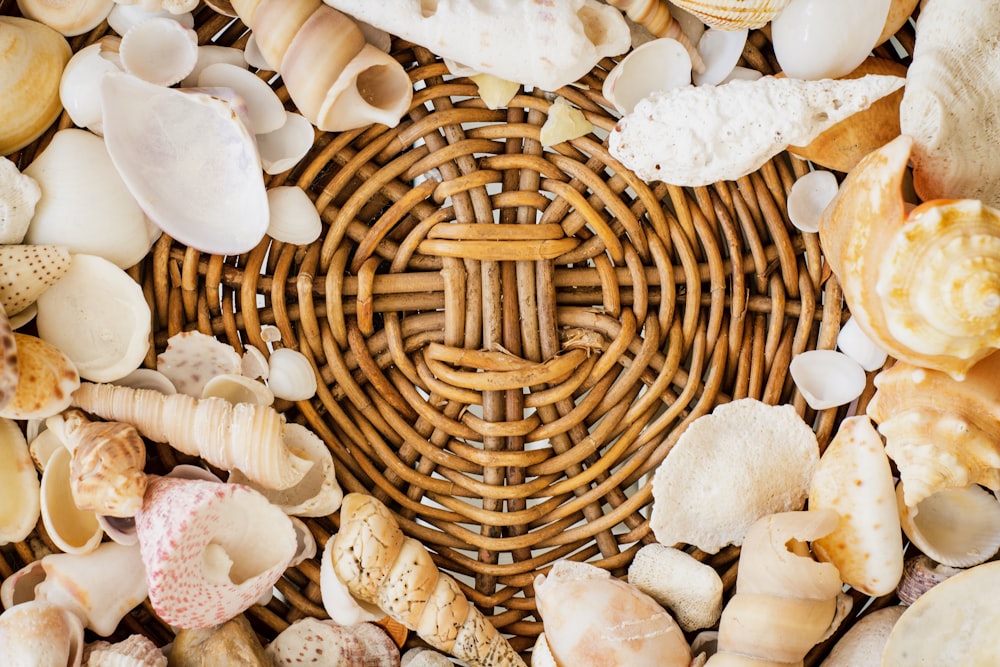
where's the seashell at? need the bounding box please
[789,349,866,410]
[0,560,47,610]
[61,409,147,518]
[114,368,176,394]
[323,0,630,92]
[0,156,41,244]
[201,373,274,406]
[402,647,454,667]
[260,324,282,343]
[0,600,85,667]
[157,330,243,397]
[0,306,18,412]
[627,543,723,632]
[320,531,385,625]
[469,74,520,111]
[35,542,148,636]
[788,57,907,173]
[23,129,155,269]
[58,37,122,135]
[204,0,236,16]
[772,0,891,80]
[670,0,793,29]
[16,0,114,36]
[0,416,41,545]
[706,509,849,666]
[168,614,270,667]
[0,16,71,155]
[240,346,269,381]
[134,476,297,629]
[228,422,342,517]
[230,0,414,131]
[0,245,71,321]
[118,16,198,86]
[35,253,150,383]
[180,45,246,87]
[0,333,80,421]
[649,398,819,553]
[895,554,961,606]
[40,445,104,555]
[819,605,904,667]
[535,559,691,666]
[29,421,64,472]
[165,463,224,483]
[901,1,1000,209]
[266,347,319,401]
[692,29,747,87]
[332,493,526,667]
[83,635,167,667]
[786,169,838,234]
[265,618,401,666]
[896,482,1000,568]
[818,135,1000,380]
[107,3,194,35]
[602,38,691,116]
[878,0,919,45]
[71,382,312,490]
[265,185,322,246]
[808,416,903,596]
[609,74,905,187]
[539,97,594,148]
[836,316,888,372]
[256,111,315,175]
[882,560,1000,665]
[100,72,269,256]
[287,516,317,567]
[197,63,285,135]
[529,633,557,667]
[242,34,273,70]
[97,514,138,546]
[604,0,704,71]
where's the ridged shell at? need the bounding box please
[670,0,793,29]
[0,600,85,667]
[895,554,961,606]
[266,618,401,666]
[84,635,167,667]
[896,483,1000,568]
[62,410,147,518]
[0,333,80,421]
[0,417,41,545]
[16,0,114,36]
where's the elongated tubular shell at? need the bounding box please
[332,493,526,667]
[867,353,1000,507]
[70,382,311,491]
[818,134,1000,380]
[669,0,793,30]
[229,0,412,131]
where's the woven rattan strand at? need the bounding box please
[1,4,918,663]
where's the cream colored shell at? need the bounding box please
[670,0,793,29]
[627,543,723,632]
[16,0,114,36]
[83,634,167,667]
[0,417,40,545]
[0,157,41,245]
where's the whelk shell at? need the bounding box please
[896,482,1000,568]
[16,0,114,36]
[118,16,198,87]
[0,416,41,546]
[670,0,793,30]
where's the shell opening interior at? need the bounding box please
[356,64,411,111]
[4,563,46,607]
[200,494,292,586]
[43,448,101,547]
[578,6,608,48]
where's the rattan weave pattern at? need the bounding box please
[1,5,918,662]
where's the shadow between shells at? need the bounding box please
[2,5,919,661]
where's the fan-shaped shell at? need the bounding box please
[670,0,793,30]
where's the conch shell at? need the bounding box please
[70,382,312,491]
[669,0,793,29]
[866,352,1000,507]
[229,0,413,131]
[331,493,526,667]
[819,134,1000,380]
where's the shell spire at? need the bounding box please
[70,382,312,490]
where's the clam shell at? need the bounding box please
[0,333,80,421]
[35,253,151,383]
[786,169,838,234]
[897,483,1000,568]
[789,349,866,410]
[0,245,72,318]
[101,72,269,255]
[58,37,122,135]
[256,111,315,175]
[0,600,85,667]
[670,0,793,29]
[119,16,198,86]
[29,423,64,472]
[692,29,747,86]
[0,156,41,245]
[197,62,285,135]
[266,347,318,401]
[157,330,243,397]
[201,373,274,406]
[16,0,114,36]
[602,38,691,115]
[266,185,322,246]
[0,417,41,545]
[40,445,104,555]
[0,16,71,155]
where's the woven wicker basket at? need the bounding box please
[2,3,919,663]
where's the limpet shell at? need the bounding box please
[118,16,199,86]
[0,416,41,545]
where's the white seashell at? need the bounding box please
[196,63,286,135]
[157,330,242,397]
[40,446,103,555]
[539,96,594,147]
[35,541,149,636]
[240,345,269,380]
[609,74,905,186]
[266,185,322,245]
[96,514,138,546]
[0,600,85,667]
[402,647,454,667]
[529,634,558,667]
[603,38,691,115]
[789,349,866,410]
[837,316,888,372]
[0,417,41,545]
[819,605,904,667]
[59,37,122,135]
[24,129,156,269]
[267,347,318,401]
[201,373,274,406]
[114,368,177,394]
[260,324,282,343]
[323,0,631,92]
[627,543,724,632]
[165,463,223,483]
[17,0,115,36]
[180,45,246,87]
[107,3,194,35]
[256,111,315,175]
[772,0,892,80]
[0,560,47,610]
[242,34,273,71]
[320,531,386,625]
[118,17,198,86]
[29,425,64,473]
[266,618,400,667]
[288,516,317,567]
[101,72,269,256]
[787,169,838,234]
[35,253,151,383]
[897,483,1000,568]
[0,156,41,245]
[692,29,747,87]
[720,65,764,83]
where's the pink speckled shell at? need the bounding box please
[135,476,296,629]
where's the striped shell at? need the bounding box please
[670,0,794,29]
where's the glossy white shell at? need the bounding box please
[58,37,122,134]
[267,347,318,401]
[266,186,322,245]
[790,349,866,410]
[603,38,691,115]
[197,62,285,135]
[107,3,194,35]
[118,16,198,86]
[180,44,246,87]
[897,483,1000,568]
[837,317,889,372]
[693,29,747,87]
[787,170,838,234]
[256,111,315,175]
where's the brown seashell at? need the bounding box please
[84,634,167,666]
[0,333,80,420]
[170,615,269,667]
[0,245,72,318]
[62,409,147,518]
[788,57,907,173]
[895,554,962,606]
[376,615,410,650]
[877,0,919,45]
[670,0,793,29]
[0,304,18,412]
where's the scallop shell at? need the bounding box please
[0,16,71,155]
[157,330,243,397]
[256,111,315,175]
[0,156,41,244]
[16,0,114,36]
[40,445,104,555]
[0,600,85,667]
[62,410,147,518]
[670,0,793,29]
[100,72,269,255]
[896,483,1000,568]
[0,333,80,421]
[0,417,41,545]
[197,62,286,135]
[266,347,319,401]
[118,16,198,86]
[83,635,167,667]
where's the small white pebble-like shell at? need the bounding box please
[197,63,285,135]
[180,44,245,87]
[119,17,198,86]
[787,169,839,233]
[201,373,274,406]
[790,349,866,410]
[603,38,691,115]
[256,111,315,176]
[266,186,322,245]
[692,29,747,87]
[837,316,888,372]
[267,347,318,401]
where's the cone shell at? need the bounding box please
[0,16,71,155]
[0,245,72,318]
[62,410,147,518]
[0,333,80,420]
[809,416,903,596]
[0,416,41,545]
[0,600,85,667]
[670,0,793,29]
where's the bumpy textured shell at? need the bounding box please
[83,634,167,667]
[62,410,147,518]
[266,618,401,666]
[0,600,85,666]
[670,0,793,29]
